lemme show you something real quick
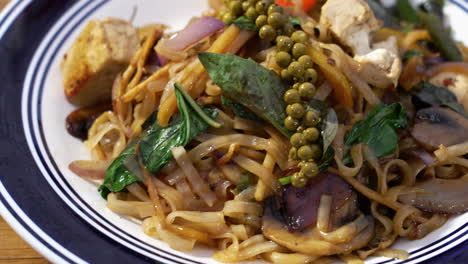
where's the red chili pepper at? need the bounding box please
[275,0,319,12]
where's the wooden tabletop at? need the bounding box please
[0,3,49,264]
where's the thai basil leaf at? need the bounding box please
[99,85,218,198]
[229,16,259,31]
[199,52,290,137]
[221,96,263,122]
[397,0,420,24]
[402,50,423,62]
[318,147,335,172]
[419,11,462,61]
[412,81,467,117]
[321,108,338,155]
[139,86,218,173]
[345,103,407,158]
[98,142,138,198]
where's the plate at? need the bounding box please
[0,0,467,263]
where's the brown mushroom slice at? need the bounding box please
[399,178,468,214]
[411,107,468,150]
[262,203,374,256]
[283,172,356,231]
[66,103,111,140]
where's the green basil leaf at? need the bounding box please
[321,108,338,154]
[98,142,139,198]
[318,147,335,172]
[402,50,423,62]
[99,85,218,198]
[345,103,407,158]
[139,87,218,173]
[412,81,467,117]
[221,96,263,122]
[229,16,259,31]
[199,52,290,137]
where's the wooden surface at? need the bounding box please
[0,217,49,264]
[0,4,49,264]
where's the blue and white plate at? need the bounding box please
[0,0,467,263]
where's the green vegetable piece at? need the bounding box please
[419,12,462,62]
[139,85,219,174]
[221,96,263,121]
[397,0,420,24]
[98,142,139,198]
[279,175,292,185]
[290,17,300,26]
[412,81,467,117]
[402,49,423,62]
[233,171,255,194]
[318,147,335,172]
[199,52,291,137]
[230,16,260,31]
[366,0,401,28]
[344,103,407,158]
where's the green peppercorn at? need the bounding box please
[305,68,318,83]
[256,15,268,27]
[259,25,276,41]
[291,172,307,188]
[292,43,307,59]
[242,1,251,11]
[292,83,300,90]
[309,144,322,160]
[291,30,307,43]
[255,0,271,14]
[288,61,304,78]
[290,132,306,147]
[303,127,320,142]
[245,6,258,20]
[296,125,305,133]
[230,0,243,16]
[298,55,313,69]
[283,89,301,104]
[218,9,228,19]
[285,116,300,131]
[267,3,282,14]
[283,22,295,36]
[300,161,319,178]
[222,12,235,23]
[276,36,293,52]
[289,147,298,160]
[303,110,320,127]
[281,69,293,82]
[268,12,286,28]
[275,51,291,68]
[248,0,258,4]
[286,103,305,119]
[298,82,316,99]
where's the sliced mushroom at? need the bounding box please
[282,172,357,231]
[262,196,374,256]
[66,103,111,140]
[399,178,468,214]
[411,107,468,150]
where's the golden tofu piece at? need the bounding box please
[62,18,140,107]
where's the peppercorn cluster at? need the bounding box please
[221,0,322,188]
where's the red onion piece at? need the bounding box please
[409,148,436,167]
[157,53,169,66]
[69,160,111,179]
[163,16,224,52]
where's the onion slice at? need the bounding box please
[69,160,111,179]
[426,62,468,77]
[158,16,224,53]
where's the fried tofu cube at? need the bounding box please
[62,18,140,107]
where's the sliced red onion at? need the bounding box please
[409,148,437,167]
[157,53,169,66]
[162,16,224,52]
[69,160,111,179]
